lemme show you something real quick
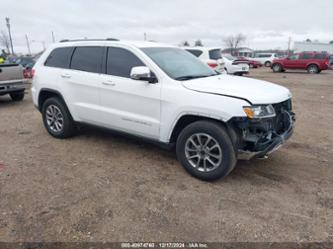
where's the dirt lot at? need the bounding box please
[0,68,332,242]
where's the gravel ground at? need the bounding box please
[0,68,332,242]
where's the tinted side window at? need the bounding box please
[289,54,300,60]
[45,47,73,68]
[258,54,270,58]
[209,49,222,60]
[70,46,104,73]
[186,49,203,57]
[314,53,325,59]
[107,47,144,78]
[300,53,313,59]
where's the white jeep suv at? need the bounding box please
[32,39,295,181]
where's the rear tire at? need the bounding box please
[176,120,237,181]
[42,97,75,139]
[10,91,24,101]
[307,64,319,74]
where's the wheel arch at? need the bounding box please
[306,63,320,69]
[38,88,67,112]
[168,114,238,149]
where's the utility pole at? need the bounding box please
[25,34,31,55]
[144,32,147,41]
[51,31,55,43]
[287,36,292,55]
[5,17,14,54]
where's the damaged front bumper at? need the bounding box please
[230,99,295,160]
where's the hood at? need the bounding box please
[181,75,291,104]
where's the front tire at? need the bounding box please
[272,63,283,73]
[176,120,236,181]
[42,97,75,138]
[265,61,271,67]
[10,91,24,101]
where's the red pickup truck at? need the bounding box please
[271,52,330,74]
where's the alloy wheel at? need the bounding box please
[185,133,222,172]
[46,104,64,133]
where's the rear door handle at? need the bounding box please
[61,74,71,79]
[102,81,116,86]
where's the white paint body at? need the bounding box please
[252,53,278,65]
[32,41,291,143]
[222,56,249,75]
[182,47,226,73]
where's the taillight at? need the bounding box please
[31,69,35,78]
[207,62,218,68]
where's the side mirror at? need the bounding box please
[130,66,157,83]
[286,57,290,60]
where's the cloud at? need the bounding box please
[0,0,332,53]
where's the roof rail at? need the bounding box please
[60,38,120,43]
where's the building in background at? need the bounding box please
[294,41,333,54]
[221,47,254,57]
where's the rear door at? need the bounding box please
[62,46,104,123]
[298,52,313,69]
[99,46,161,139]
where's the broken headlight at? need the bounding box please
[243,104,276,119]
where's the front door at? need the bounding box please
[284,54,300,69]
[99,46,161,139]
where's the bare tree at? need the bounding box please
[194,39,203,47]
[182,41,190,46]
[0,30,10,53]
[224,33,246,55]
[305,38,312,42]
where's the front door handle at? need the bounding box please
[61,74,71,79]
[102,81,116,86]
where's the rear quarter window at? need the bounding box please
[314,53,326,59]
[186,49,203,57]
[209,49,222,60]
[44,47,74,68]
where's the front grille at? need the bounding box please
[272,99,293,134]
[273,99,292,113]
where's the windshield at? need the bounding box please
[141,47,217,80]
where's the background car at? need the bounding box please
[222,54,249,75]
[271,52,330,74]
[237,56,263,68]
[17,56,36,78]
[184,47,225,73]
[16,56,35,68]
[329,55,333,69]
[252,53,278,67]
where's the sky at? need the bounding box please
[0,0,332,54]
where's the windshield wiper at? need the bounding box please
[175,74,216,81]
